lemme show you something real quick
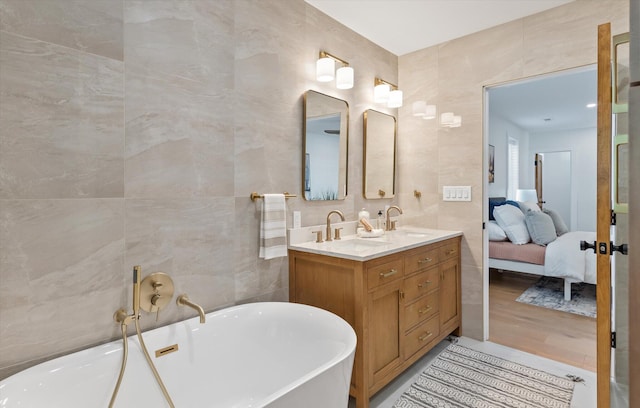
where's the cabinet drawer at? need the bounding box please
[404,247,439,275]
[439,240,459,261]
[403,268,439,303]
[404,315,440,359]
[404,291,439,330]
[367,259,403,290]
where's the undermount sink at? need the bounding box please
[328,238,389,251]
[388,228,434,239]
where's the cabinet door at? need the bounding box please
[439,258,460,332]
[368,280,402,386]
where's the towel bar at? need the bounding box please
[250,192,297,201]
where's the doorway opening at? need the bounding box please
[483,65,598,371]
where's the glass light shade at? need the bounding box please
[412,101,427,116]
[374,83,390,103]
[387,89,403,108]
[336,66,354,89]
[423,105,437,120]
[316,57,335,82]
[516,189,538,202]
[440,112,454,126]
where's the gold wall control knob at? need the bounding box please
[140,272,174,314]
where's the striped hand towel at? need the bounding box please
[259,194,287,260]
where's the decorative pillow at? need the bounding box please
[493,204,530,245]
[489,200,521,221]
[543,208,569,236]
[519,201,540,213]
[524,210,557,245]
[487,221,508,241]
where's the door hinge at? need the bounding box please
[611,210,617,225]
[611,331,617,349]
[482,222,486,230]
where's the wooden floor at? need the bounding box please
[489,269,597,372]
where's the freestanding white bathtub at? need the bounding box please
[0,302,356,407]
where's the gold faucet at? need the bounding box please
[386,205,403,231]
[325,210,346,241]
[177,294,206,323]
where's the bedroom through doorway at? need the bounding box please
[484,65,598,371]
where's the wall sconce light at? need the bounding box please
[316,51,353,89]
[374,77,403,108]
[412,101,437,120]
[440,112,462,128]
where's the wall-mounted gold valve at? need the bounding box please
[140,272,174,320]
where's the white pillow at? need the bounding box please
[519,201,540,213]
[487,221,507,241]
[493,204,530,245]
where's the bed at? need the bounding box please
[488,197,596,301]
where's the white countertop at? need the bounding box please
[288,225,462,261]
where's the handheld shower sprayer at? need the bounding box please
[132,265,141,316]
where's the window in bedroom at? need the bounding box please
[507,137,519,199]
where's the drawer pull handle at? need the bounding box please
[418,306,432,314]
[418,257,433,264]
[379,269,398,278]
[418,332,433,341]
[417,280,432,288]
[445,249,456,255]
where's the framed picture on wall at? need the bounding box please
[488,144,495,183]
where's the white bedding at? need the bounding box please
[544,231,597,284]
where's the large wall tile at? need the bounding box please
[124,64,234,198]
[0,32,124,199]
[523,0,629,78]
[0,199,124,374]
[0,0,123,61]
[124,198,235,330]
[124,0,234,92]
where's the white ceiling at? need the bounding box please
[489,66,597,133]
[304,0,574,56]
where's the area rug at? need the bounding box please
[393,343,575,408]
[515,276,596,318]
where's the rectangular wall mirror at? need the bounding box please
[303,90,349,200]
[363,109,396,199]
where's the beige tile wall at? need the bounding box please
[0,0,398,378]
[398,0,629,339]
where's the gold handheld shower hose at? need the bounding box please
[109,266,175,408]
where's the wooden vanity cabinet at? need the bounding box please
[288,236,461,408]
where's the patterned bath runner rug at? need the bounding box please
[515,276,596,318]
[393,343,576,408]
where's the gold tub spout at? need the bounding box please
[177,294,206,324]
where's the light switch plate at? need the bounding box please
[443,186,471,201]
